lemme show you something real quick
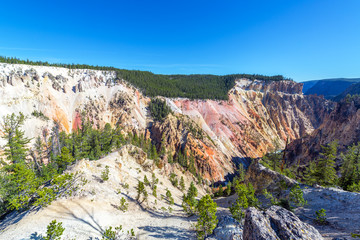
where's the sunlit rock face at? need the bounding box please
[172,79,333,160]
[0,63,332,181]
[0,63,148,145]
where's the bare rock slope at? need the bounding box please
[0,145,206,240]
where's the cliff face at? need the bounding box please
[171,80,333,160]
[0,63,332,181]
[285,96,360,166]
[0,63,148,145]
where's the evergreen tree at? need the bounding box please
[230,182,258,221]
[182,181,198,216]
[2,113,30,164]
[180,176,185,191]
[195,194,218,240]
[56,147,74,173]
[339,142,360,191]
[307,141,338,186]
[44,220,65,240]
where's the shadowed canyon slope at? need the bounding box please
[286,96,360,166]
[0,63,333,180]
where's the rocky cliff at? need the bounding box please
[285,96,360,166]
[171,79,333,160]
[0,63,332,181]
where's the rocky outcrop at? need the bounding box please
[118,145,154,171]
[206,216,243,240]
[243,206,324,240]
[173,79,333,160]
[285,96,360,166]
[241,79,303,94]
[245,159,297,194]
[151,114,233,181]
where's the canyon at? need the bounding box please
[0,63,335,181]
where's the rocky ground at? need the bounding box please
[295,186,360,239]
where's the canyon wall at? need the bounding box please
[0,63,332,180]
[285,96,360,166]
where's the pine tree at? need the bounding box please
[182,181,198,216]
[180,176,185,191]
[100,123,113,153]
[44,220,65,240]
[339,142,360,191]
[56,147,74,173]
[308,141,338,186]
[195,195,218,240]
[230,182,258,221]
[2,113,30,164]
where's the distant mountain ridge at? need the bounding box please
[333,82,360,102]
[302,78,360,99]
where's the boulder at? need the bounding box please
[245,159,297,194]
[243,206,324,240]
[206,216,243,240]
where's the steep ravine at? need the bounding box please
[0,63,332,181]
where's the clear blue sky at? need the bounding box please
[0,0,359,82]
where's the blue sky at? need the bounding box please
[0,0,359,82]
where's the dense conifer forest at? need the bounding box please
[0,56,292,100]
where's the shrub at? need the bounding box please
[144,175,150,186]
[166,189,174,205]
[182,181,198,216]
[315,208,327,225]
[136,181,147,203]
[44,220,65,240]
[180,176,185,191]
[152,185,157,198]
[101,166,110,182]
[118,197,128,212]
[169,173,178,188]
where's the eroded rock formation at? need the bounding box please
[285,96,360,166]
[0,63,333,181]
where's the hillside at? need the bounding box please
[333,82,360,101]
[302,78,360,99]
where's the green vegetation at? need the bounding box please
[264,183,306,211]
[0,113,77,215]
[149,98,172,121]
[31,110,50,121]
[195,194,218,240]
[182,181,198,216]
[315,208,327,225]
[229,182,259,221]
[180,176,185,191]
[305,141,338,186]
[143,175,150,186]
[0,55,291,100]
[101,166,110,182]
[117,197,128,212]
[166,189,174,205]
[339,142,360,191]
[169,173,178,188]
[101,225,134,240]
[44,220,65,240]
[136,181,148,203]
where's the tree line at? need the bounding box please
[0,55,292,100]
